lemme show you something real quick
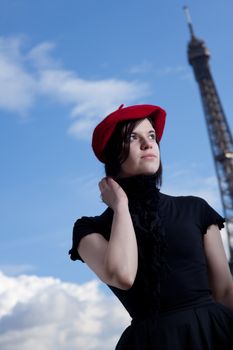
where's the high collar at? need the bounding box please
[116,173,160,200]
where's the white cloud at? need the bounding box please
[0,37,36,115]
[156,65,187,76]
[38,69,148,138]
[129,60,154,74]
[27,42,59,69]
[0,35,149,137]
[129,62,191,80]
[0,271,130,350]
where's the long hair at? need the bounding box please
[103,117,163,187]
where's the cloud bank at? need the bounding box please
[0,36,148,138]
[0,272,130,350]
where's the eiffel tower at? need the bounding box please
[183,6,233,270]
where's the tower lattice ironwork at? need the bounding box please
[183,7,233,271]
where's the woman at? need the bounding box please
[69,104,233,349]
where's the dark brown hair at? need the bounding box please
[103,117,163,187]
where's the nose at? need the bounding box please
[140,137,153,150]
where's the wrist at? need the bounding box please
[113,201,129,213]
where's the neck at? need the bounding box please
[116,173,159,200]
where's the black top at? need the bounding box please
[69,174,225,319]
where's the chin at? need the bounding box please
[121,164,159,177]
[141,166,159,175]
[136,168,158,176]
[142,170,157,176]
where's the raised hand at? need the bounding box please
[98,177,128,211]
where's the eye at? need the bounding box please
[149,133,156,140]
[129,134,137,142]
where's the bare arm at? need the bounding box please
[204,224,233,310]
[78,177,138,290]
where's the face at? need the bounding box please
[120,118,160,177]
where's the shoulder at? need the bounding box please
[159,192,224,232]
[70,207,113,261]
[159,191,206,206]
[159,192,210,219]
[74,207,113,234]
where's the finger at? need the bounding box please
[98,177,107,190]
[107,177,121,190]
[106,177,117,186]
[99,177,105,187]
[98,181,104,192]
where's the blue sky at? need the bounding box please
[0,1,233,348]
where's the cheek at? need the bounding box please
[155,144,160,157]
[127,146,139,164]
[124,154,136,169]
[121,147,138,171]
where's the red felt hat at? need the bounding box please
[92,104,166,163]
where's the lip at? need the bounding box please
[141,154,157,159]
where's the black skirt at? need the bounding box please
[115,298,233,350]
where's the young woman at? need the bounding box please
[69,104,233,349]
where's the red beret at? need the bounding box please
[92,104,166,163]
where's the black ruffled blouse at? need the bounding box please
[69,174,225,319]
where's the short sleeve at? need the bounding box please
[68,208,113,262]
[199,198,225,234]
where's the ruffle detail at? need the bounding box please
[116,174,169,312]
